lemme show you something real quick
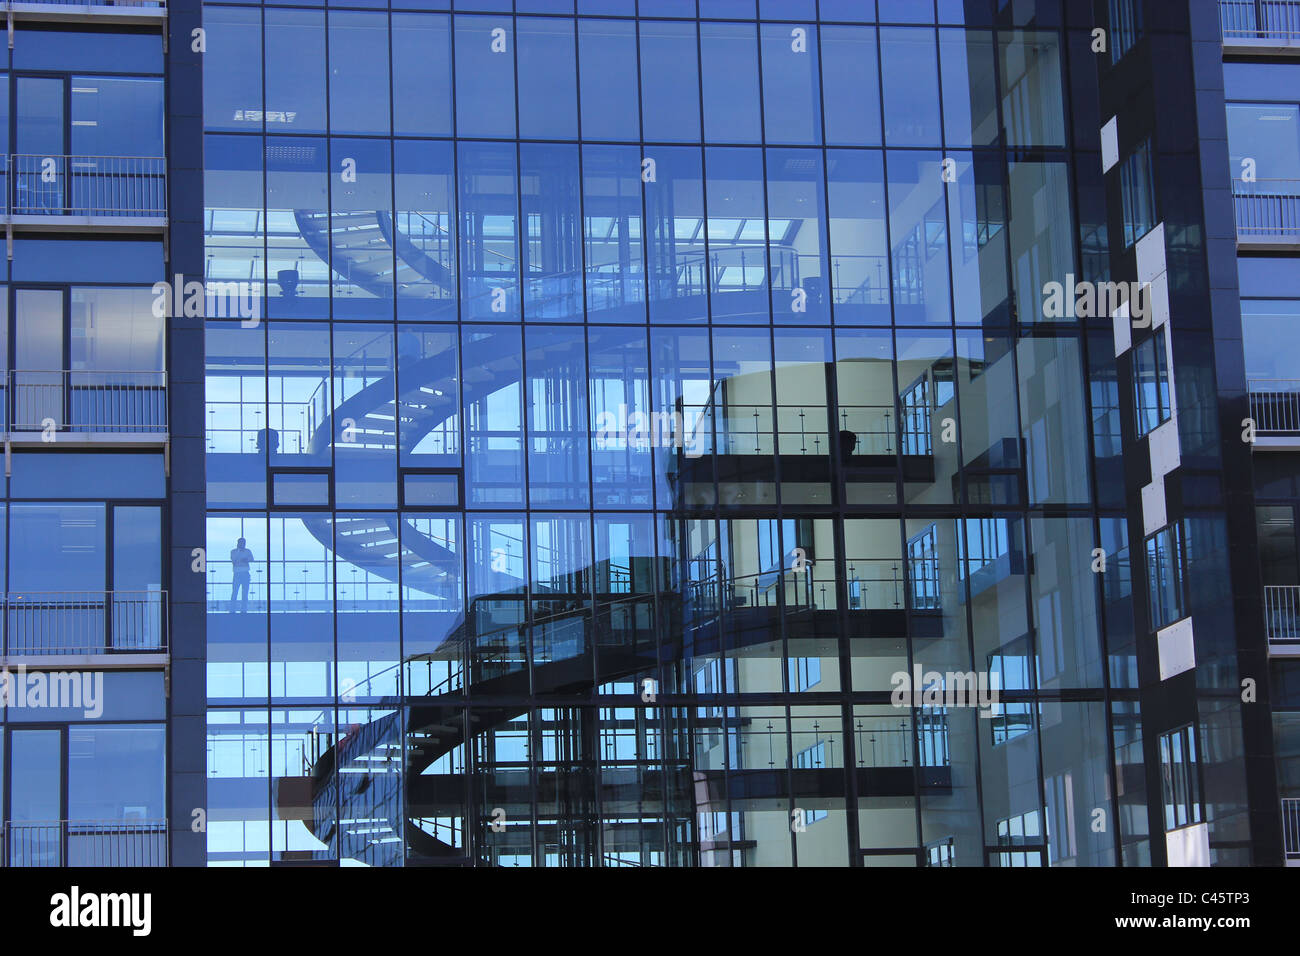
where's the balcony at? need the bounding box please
[5,0,165,27]
[1285,798,1300,862]
[1263,586,1300,655]
[3,819,167,867]
[3,154,166,231]
[1233,179,1300,248]
[1248,379,1300,448]
[1,590,167,664]
[3,370,167,443]
[1220,1,1300,52]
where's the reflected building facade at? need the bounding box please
[195,0,1282,867]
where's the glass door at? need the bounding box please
[13,289,65,431]
[8,729,64,865]
[14,77,66,214]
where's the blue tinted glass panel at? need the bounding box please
[588,327,654,508]
[9,503,105,591]
[879,0,934,22]
[819,0,874,20]
[333,325,397,508]
[583,145,645,322]
[463,325,525,507]
[403,474,460,506]
[13,29,163,73]
[11,240,163,283]
[266,10,327,134]
[820,26,881,146]
[10,453,165,498]
[700,0,755,16]
[68,726,166,819]
[767,148,829,324]
[700,22,761,143]
[205,7,262,133]
[328,11,391,135]
[273,473,331,506]
[521,143,583,322]
[579,19,640,141]
[455,16,516,138]
[393,14,454,136]
[265,137,329,315]
[761,22,821,145]
[518,17,578,139]
[887,150,951,325]
[330,138,394,318]
[395,140,458,321]
[646,147,708,325]
[706,147,768,323]
[939,27,998,148]
[458,142,520,321]
[880,27,941,146]
[640,20,701,142]
[526,325,591,507]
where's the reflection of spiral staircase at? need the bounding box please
[269,207,945,865]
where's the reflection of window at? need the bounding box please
[1227,103,1300,183]
[1146,523,1187,631]
[899,374,931,455]
[787,657,821,692]
[988,640,1033,745]
[926,837,954,867]
[1132,327,1171,436]
[1108,0,1143,63]
[1160,724,1203,831]
[958,517,1011,580]
[793,743,828,824]
[1121,139,1156,247]
[994,809,1045,866]
[907,525,941,610]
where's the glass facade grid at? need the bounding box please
[196,0,1139,867]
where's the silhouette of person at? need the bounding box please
[230,537,254,613]
[256,427,280,455]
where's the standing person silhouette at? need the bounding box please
[230,537,254,613]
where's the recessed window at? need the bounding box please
[1133,327,1172,437]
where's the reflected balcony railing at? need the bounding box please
[5,154,166,218]
[9,370,167,434]
[853,714,950,768]
[1219,0,1300,41]
[3,590,167,655]
[1264,586,1300,651]
[3,819,167,867]
[1284,798,1300,858]
[1248,379,1300,434]
[1233,179,1300,240]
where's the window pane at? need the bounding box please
[880,27,941,146]
[820,25,881,146]
[640,20,700,142]
[579,19,639,141]
[700,22,761,143]
[455,15,516,138]
[518,17,578,139]
[328,11,390,135]
[393,13,453,136]
[761,22,821,145]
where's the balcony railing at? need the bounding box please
[1220,0,1300,41]
[4,154,166,218]
[3,819,167,867]
[1264,586,1300,650]
[1233,179,1300,240]
[7,369,167,434]
[3,590,167,655]
[11,0,166,6]
[1249,379,1300,434]
[1284,798,1300,858]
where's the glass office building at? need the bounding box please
[3,0,1286,868]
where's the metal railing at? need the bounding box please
[9,370,167,433]
[3,819,167,867]
[4,590,167,655]
[1220,0,1300,40]
[6,154,166,218]
[1249,379,1300,433]
[1233,179,1300,239]
[1265,586,1300,648]
[1284,798,1300,858]
[12,0,166,6]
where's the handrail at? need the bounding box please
[1219,0,1300,41]
[1249,379,1300,433]
[6,154,166,218]
[1264,585,1300,644]
[8,369,167,434]
[3,818,167,867]
[1232,178,1300,238]
[3,589,167,655]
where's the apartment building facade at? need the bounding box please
[4,0,1295,869]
